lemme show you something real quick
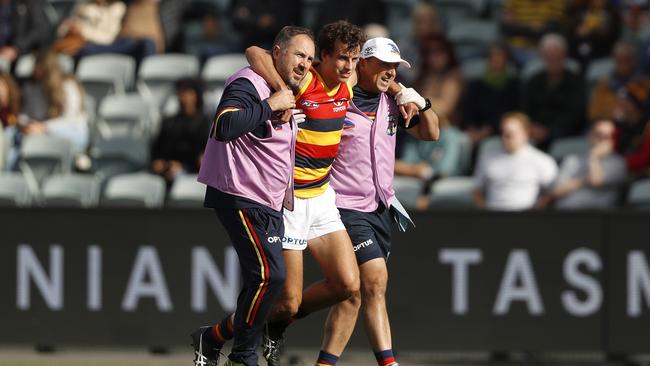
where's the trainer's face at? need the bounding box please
[320,41,360,85]
[273,34,315,91]
[359,57,398,93]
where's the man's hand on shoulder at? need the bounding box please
[266,89,295,112]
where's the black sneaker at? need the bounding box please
[190,326,221,366]
[261,322,286,366]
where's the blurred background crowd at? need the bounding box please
[1,0,650,211]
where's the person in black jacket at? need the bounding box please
[0,0,52,64]
[150,78,210,184]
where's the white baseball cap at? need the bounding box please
[361,37,411,69]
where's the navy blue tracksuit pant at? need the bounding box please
[215,206,286,366]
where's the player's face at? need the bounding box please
[320,41,360,84]
[274,34,315,91]
[360,57,399,93]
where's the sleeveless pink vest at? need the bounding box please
[198,67,296,211]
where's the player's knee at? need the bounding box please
[347,290,362,310]
[361,266,388,301]
[361,276,387,301]
[274,294,301,318]
[333,272,360,300]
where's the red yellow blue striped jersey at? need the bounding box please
[293,67,353,198]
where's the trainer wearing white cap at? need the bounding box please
[314,37,440,366]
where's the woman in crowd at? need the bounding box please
[20,49,89,153]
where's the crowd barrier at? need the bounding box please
[1,209,649,353]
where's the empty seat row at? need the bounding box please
[393,176,650,210]
[0,172,205,208]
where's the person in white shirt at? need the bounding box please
[473,111,558,211]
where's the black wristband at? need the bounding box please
[419,98,432,112]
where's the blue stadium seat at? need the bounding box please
[77,54,136,108]
[14,53,74,80]
[0,173,33,207]
[90,136,149,180]
[627,179,650,209]
[18,135,74,186]
[102,172,166,208]
[393,176,424,209]
[137,54,200,109]
[42,173,101,208]
[549,136,589,163]
[97,93,156,140]
[168,174,205,208]
[429,176,476,209]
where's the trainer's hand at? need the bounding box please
[395,82,426,110]
[292,109,306,124]
[266,89,295,112]
[399,102,419,127]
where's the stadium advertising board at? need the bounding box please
[0,209,648,352]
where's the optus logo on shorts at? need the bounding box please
[282,237,308,246]
[267,236,282,244]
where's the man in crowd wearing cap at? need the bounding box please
[316,37,439,366]
[192,25,314,366]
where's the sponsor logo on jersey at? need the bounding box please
[301,99,319,110]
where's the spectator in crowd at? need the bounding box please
[178,3,239,61]
[416,35,463,125]
[119,0,165,54]
[0,71,20,170]
[500,0,568,65]
[625,121,650,176]
[0,0,52,64]
[614,83,648,156]
[473,112,558,211]
[55,0,126,56]
[398,1,444,85]
[462,42,519,150]
[589,40,649,122]
[56,0,157,63]
[522,34,587,150]
[230,0,302,50]
[150,78,209,185]
[615,83,650,174]
[621,0,650,42]
[395,116,464,210]
[20,49,88,152]
[550,119,627,209]
[0,71,19,129]
[567,0,621,70]
[314,0,385,36]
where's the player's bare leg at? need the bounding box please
[264,230,359,366]
[318,258,394,366]
[301,230,360,313]
[268,250,304,321]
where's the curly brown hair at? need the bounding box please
[317,20,365,59]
